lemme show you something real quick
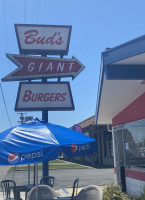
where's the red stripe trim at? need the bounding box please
[126,168,145,181]
[114,167,117,174]
[112,92,145,126]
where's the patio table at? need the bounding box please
[8,186,71,200]
[9,184,59,200]
[8,185,29,200]
[22,183,41,191]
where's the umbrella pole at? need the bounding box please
[42,108,49,178]
[28,164,30,184]
[35,163,38,200]
[33,164,35,186]
[43,161,49,178]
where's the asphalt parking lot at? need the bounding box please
[0,166,114,189]
[50,167,114,188]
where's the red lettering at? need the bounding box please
[37,93,44,101]
[22,91,66,102]
[24,30,64,46]
[55,32,64,45]
[49,32,64,45]
[46,33,57,45]
[37,37,46,45]
[55,93,61,101]
[50,93,55,101]
[31,93,38,101]
[24,30,38,44]
[44,93,49,101]
[61,93,66,101]
[23,90,32,102]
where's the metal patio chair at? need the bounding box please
[1,179,16,200]
[71,177,79,200]
[75,185,103,200]
[57,177,79,200]
[40,176,55,188]
[27,185,57,200]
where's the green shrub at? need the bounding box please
[103,185,138,200]
[140,187,145,200]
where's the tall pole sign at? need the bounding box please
[2,23,85,179]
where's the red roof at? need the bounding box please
[76,115,95,129]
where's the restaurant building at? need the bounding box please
[95,34,145,196]
[71,115,113,167]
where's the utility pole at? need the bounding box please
[17,112,27,124]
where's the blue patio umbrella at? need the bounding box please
[0,118,98,200]
[0,118,98,166]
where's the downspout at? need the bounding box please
[107,124,112,132]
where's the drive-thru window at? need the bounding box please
[95,34,145,197]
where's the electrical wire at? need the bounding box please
[0,83,12,127]
[2,0,14,128]
[2,0,10,60]
[24,0,27,23]
[36,0,40,23]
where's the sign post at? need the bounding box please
[42,77,49,178]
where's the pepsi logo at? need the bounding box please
[72,144,78,153]
[8,153,19,164]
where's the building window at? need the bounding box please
[124,119,145,166]
[104,132,113,157]
[84,132,89,137]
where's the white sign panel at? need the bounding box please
[15,24,72,55]
[15,82,74,111]
[125,143,129,150]
[138,133,142,140]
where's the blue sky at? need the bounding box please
[0,0,145,132]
